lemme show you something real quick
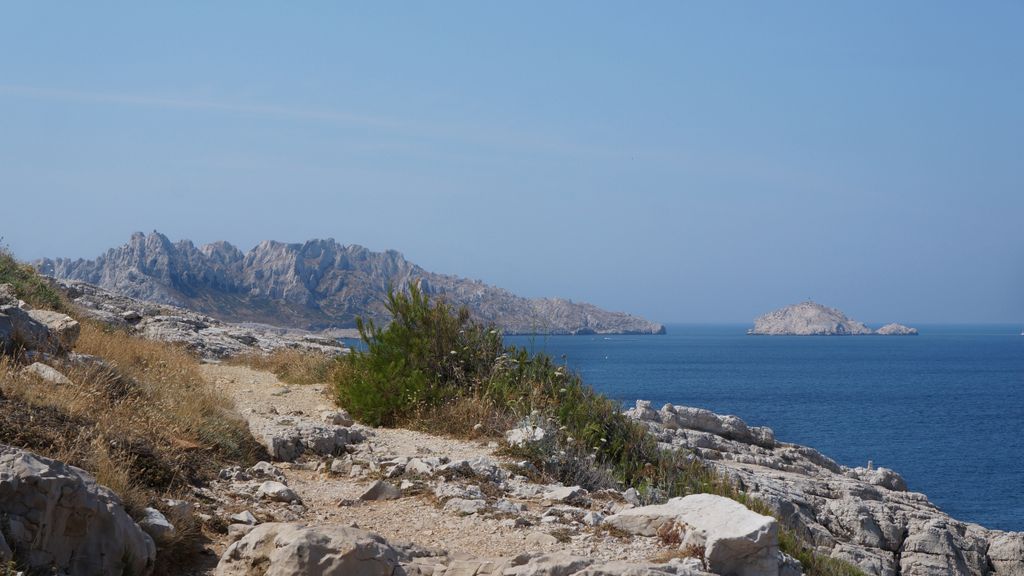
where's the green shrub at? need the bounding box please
[333,282,866,576]
[0,250,69,313]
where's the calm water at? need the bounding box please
[508,325,1024,532]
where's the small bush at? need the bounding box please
[0,250,69,313]
[332,283,866,576]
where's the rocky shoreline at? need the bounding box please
[624,401,1022,576]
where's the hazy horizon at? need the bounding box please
[2,3,1022,324]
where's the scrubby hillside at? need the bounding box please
[1,250,264,574]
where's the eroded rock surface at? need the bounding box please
[625,401,1023,576]
[51,278,348,359]
[0,444,155,575]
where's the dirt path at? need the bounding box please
[198,363,662,564]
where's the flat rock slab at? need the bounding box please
[607,493,780,576]
[217,523,401,576]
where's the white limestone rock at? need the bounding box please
[542,485,589,506]
[27,309,80,351]
[23,362,73,385]
[989,532,1024,576]
[0,444,155,575]
[658,404,776,448]
[607,494,781,576]
[138,507,176,544]
[256,481,300,503]
[875,323,919,335]
[625,401,1024,576]
[506,425,547,447]
[216,523,401,576]
[749,301,874,336]
[321,409,354,426]
[229,510,258,526]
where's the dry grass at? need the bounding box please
[231,347,338,385]
[0,321,264,570]
[403,394,519,439]
[652,543,707,569]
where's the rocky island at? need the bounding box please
[36,231,665,336]
[749,302,918,336]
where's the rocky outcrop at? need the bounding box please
[0,283,80,354]
[607,494,787,576]
[37,231,665,335]
[625,401,1023,576]
[748,302,916,336]
[0,444,156,575]
[54,278,348,359]
[875,323,918,335]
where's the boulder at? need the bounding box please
[23,362,73,385]
[216,523,401,576]
[0,312,12,353]
[229,510,258,526]
[360,480,402,501]
[542,485,589,506]
[252,418,354,461]
[0,444,155,575]
[321,409,354,426]
[606,494,780,576]
[506,425,547,447]
[2,306,50,352]
[138,507,176,544]
[28,309,80,351]
[256,481,300,503]
[658,405,775,448]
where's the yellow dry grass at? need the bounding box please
[231,347,338,385]
[0,321,264,569]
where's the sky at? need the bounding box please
[1,2,1021,324]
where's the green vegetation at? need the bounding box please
[0,250,69,312]
[334,283,866,576]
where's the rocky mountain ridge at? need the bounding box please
[36,232,665,335]
[749,302,917,336]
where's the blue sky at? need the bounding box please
[1,2,1021,323]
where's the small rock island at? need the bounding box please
[749,301,918,335]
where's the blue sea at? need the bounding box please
[507,325,1024,532]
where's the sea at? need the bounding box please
[506,324,1024,533]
